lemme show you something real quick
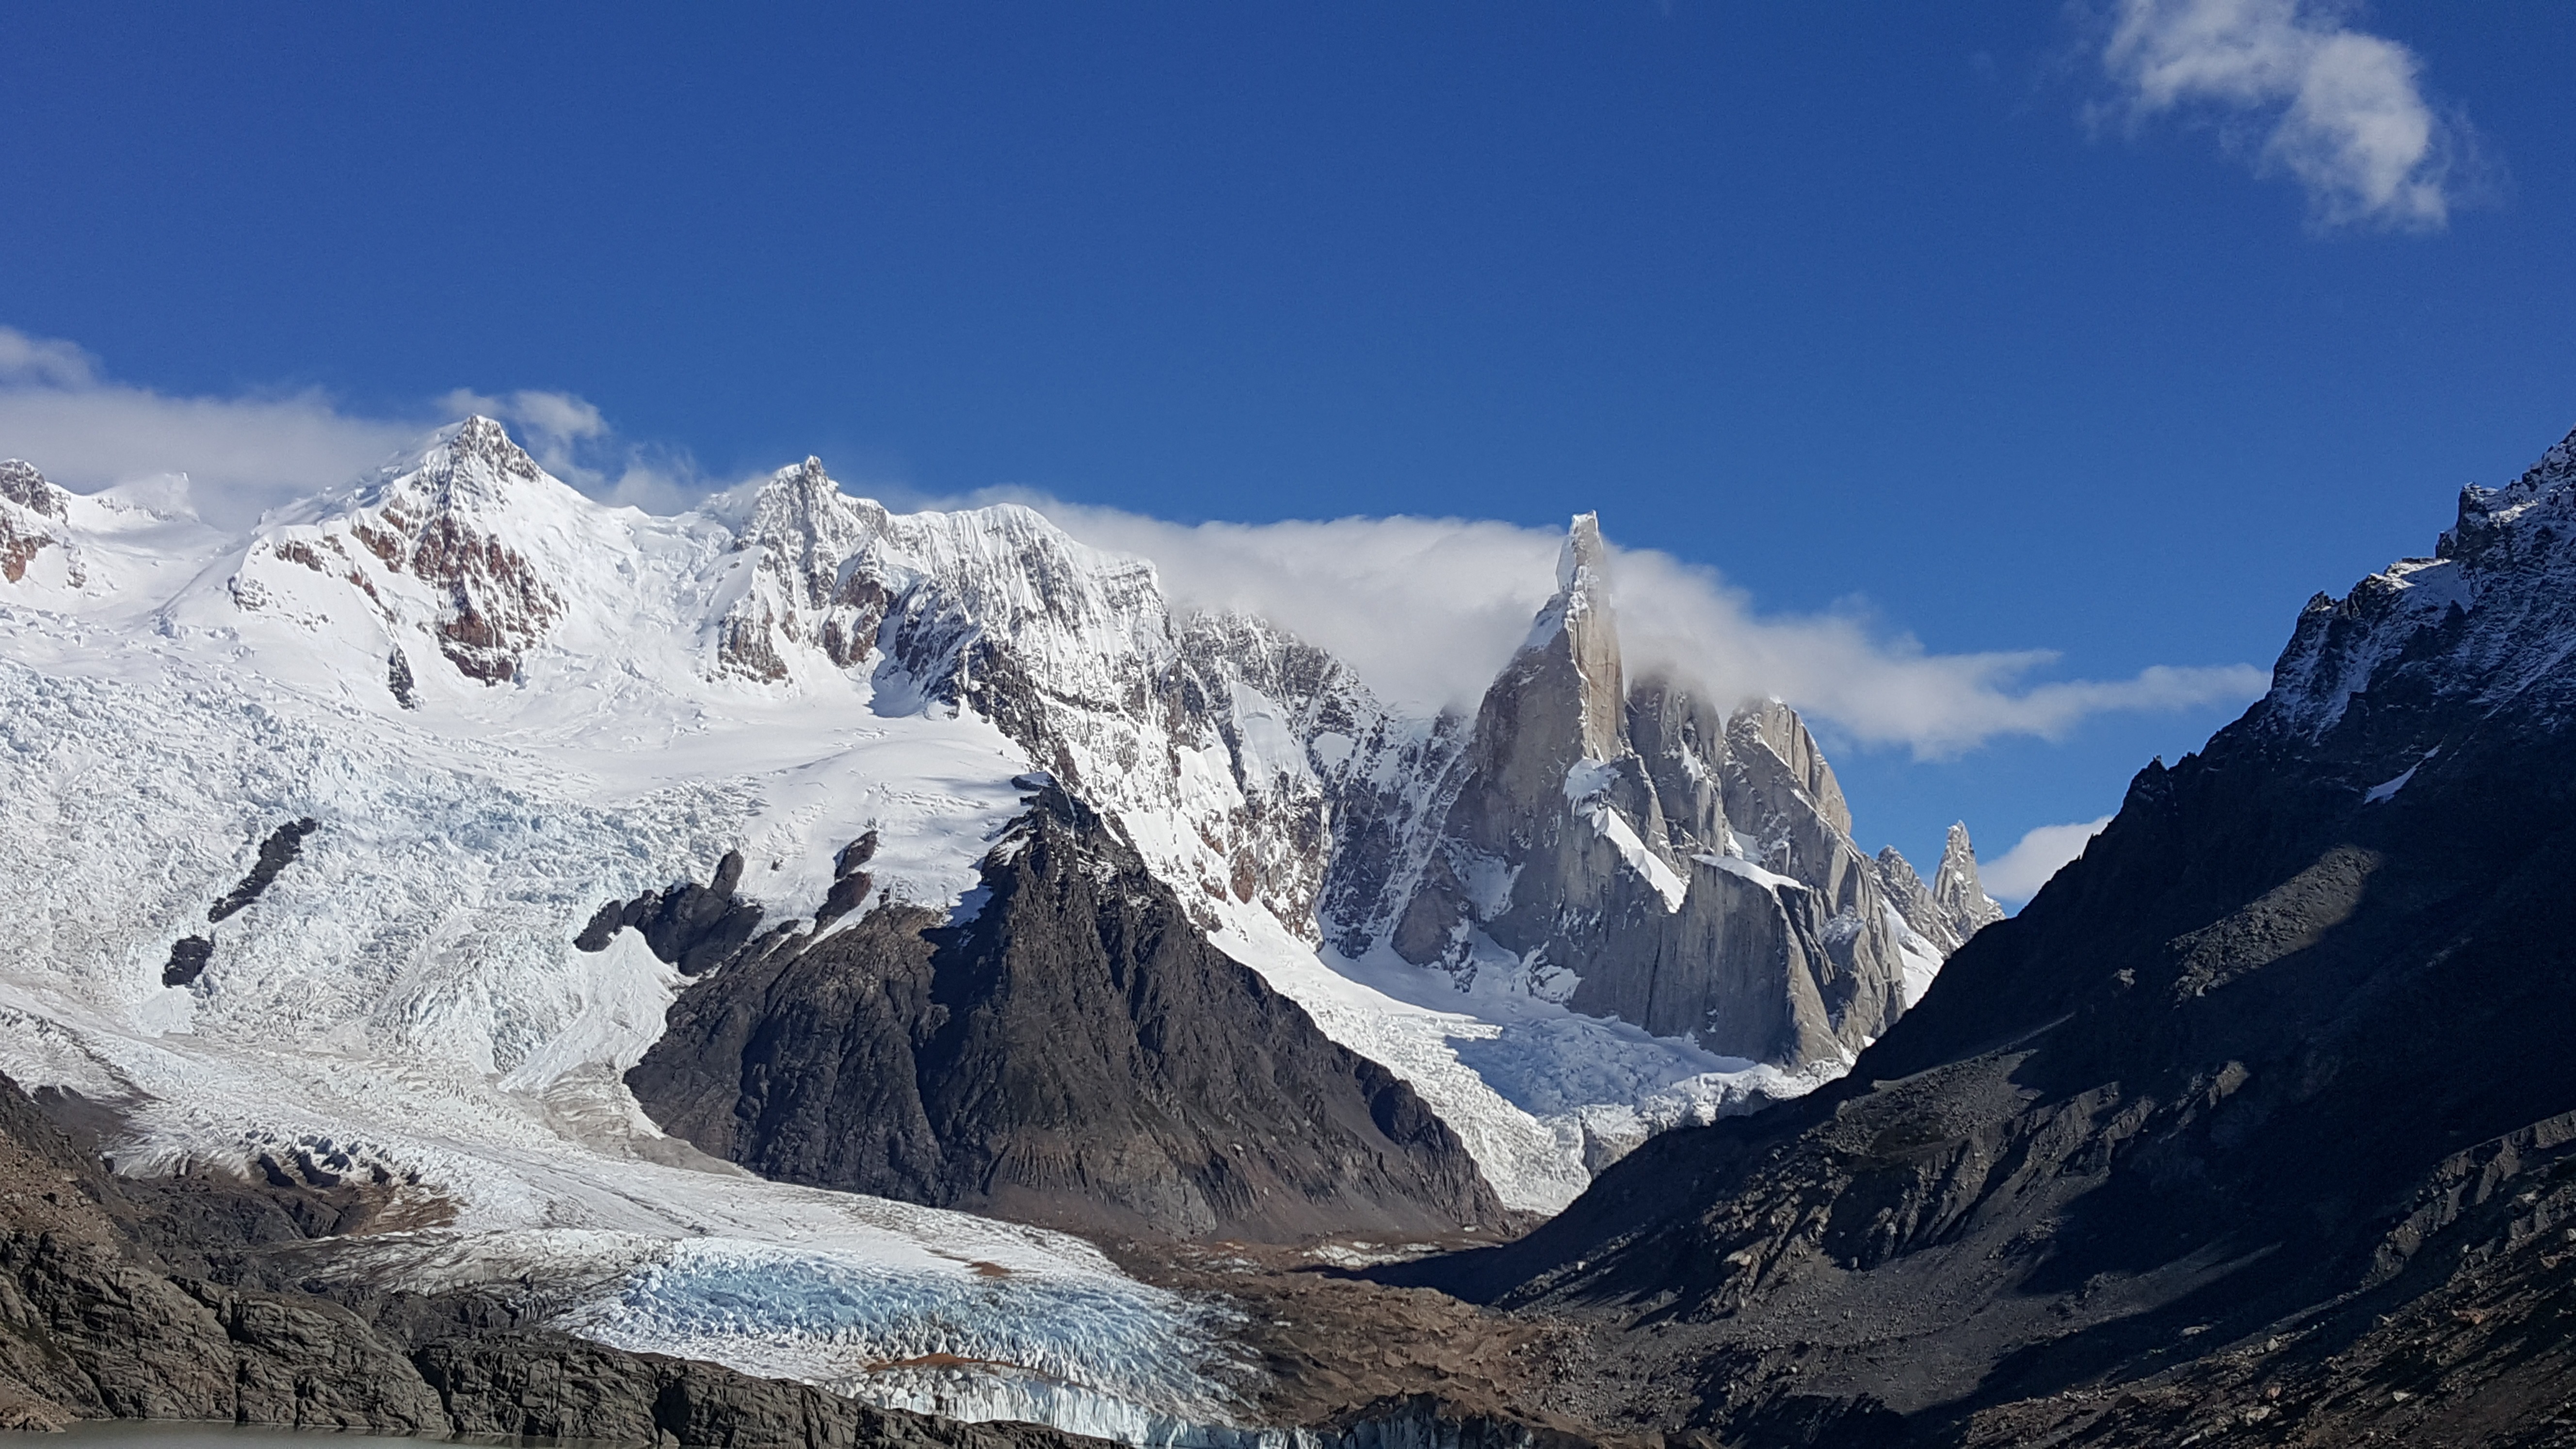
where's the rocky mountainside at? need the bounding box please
[1397,427,2576,1447]
[628,780,1503,1242]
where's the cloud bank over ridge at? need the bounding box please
[1027,499,2269,759]
[1,321,2266,760]
[0,326,698,526]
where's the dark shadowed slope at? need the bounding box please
[1395,428,2576,1448]
[629,781,1505,1243]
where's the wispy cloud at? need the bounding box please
[2095,0,2477,230]
[3,322,2270,761]
[438,387,698,514]
[1024,500,2270,759]
[0,327,419,528]
[0,324,696,526]
[1981,814,2115,903]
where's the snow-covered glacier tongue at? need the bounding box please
[0,418,2002,1438]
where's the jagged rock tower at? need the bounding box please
[1378,515,1994,1066]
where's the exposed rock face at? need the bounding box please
[0,459,60,519]
[160,935,213,988]
[577,848,768,976]
[1396,426,2576,1447]
[1879,822,2005,956]
[0,459,64,584]
[1370,517,1943,1067]
[344,417,567,683]
[386,644,419,707]
[152,819,324,988]
[628,782,1504,1242]
[1928,822,2004,940]
[209,818,322,922]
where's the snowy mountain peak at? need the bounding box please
[737,460,883,576]
[712,458,897,679]
[364,415,561,519]
[2265,423,2576,746]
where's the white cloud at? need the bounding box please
[438,386,694,514]
[1981,815,2115,904]
[0,326,420,528]
[1023,500,2270,758]
[0,325,695,525]
[1027,501,1565,711]
[1,322,2270,760]
[2098,0,2472,230]
[0,329,101,389]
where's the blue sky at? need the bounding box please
[4,2,2573,893]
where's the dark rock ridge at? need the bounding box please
[1390,426,2576,1446]
[0,1067,1114,1447]
[577,847,767,975]
[627,782,1506,1242]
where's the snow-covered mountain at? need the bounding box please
[0,419,1998,1442]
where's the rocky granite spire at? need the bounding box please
[1380,514,1929,1068]
[1542,512,1626,762]
[1931,821,2005,941]
[1402,423,2576,1449]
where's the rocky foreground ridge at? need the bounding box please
[1389,428,2576,1446]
